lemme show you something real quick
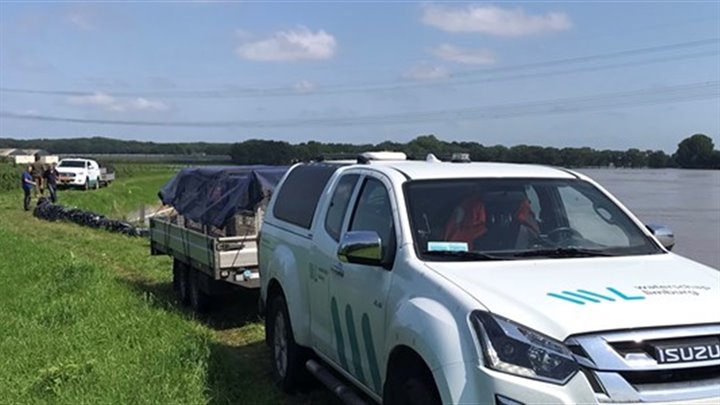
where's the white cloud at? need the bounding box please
[126,98,170,112]
[293,80,317,93]
[66,7,96,31]
[422,4,572,37]
[432,44,496,65]
[67,92,169,112]
[68,92,116,108]
[404,64,450,81]
[236,26,337,61]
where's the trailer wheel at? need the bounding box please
[173,260,190,305]
[188,270,211,312]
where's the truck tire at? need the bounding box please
[173,260,190,305]
[94,177,100,189]
[384,361,441,405]
[188,270,211,312]
[84,177,90,190]
[267,293,308,392]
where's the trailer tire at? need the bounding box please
[188,270,211,312]
[173,260,190,305]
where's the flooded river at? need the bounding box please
[578,168,720,269]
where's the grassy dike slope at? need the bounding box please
[0,168,291,404]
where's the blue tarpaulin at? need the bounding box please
[158,165,288,227]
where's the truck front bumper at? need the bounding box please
[436,361,720,405]
[58,177,86,187]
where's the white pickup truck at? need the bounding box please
[259,153,720,404]
[56,158,114,189]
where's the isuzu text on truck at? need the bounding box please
[150,153,719,404]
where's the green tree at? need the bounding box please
[624,148,648,168]
[674,134,715,169]
[229,140,295,164]
[647,150,670,168]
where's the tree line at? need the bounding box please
[2,133,718,169]
[228,134,720,169]
[0,137,232,156]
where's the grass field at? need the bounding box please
[58,170,175,220]
[0,165,326,404]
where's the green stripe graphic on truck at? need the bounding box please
[345,305,367,384]
[330,298,382,394]
[330,297,349,370]
[362,313,382,393]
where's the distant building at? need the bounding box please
[0,148,59,165]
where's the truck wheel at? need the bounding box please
[384,362,441,405]
[173,260,190,305]
[188,270,211,312]
[84,177,90,190]
[94,178,100,189]
[267,293,307,392]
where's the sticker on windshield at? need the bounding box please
[427,241,468,252]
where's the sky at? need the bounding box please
[0,1,718,152]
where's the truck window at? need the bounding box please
[325,174,359,241]
[348,178,396,265]
[273,164,338,229]
[557,185,630,246]
[58,160,85,168]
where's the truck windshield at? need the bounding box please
[58,161,85,168]
[404,178,662,261]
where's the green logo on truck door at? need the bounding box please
[330,298,381,394]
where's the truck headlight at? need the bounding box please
[471,311,578,384]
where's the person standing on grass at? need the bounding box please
[22,165,36,211]
[31,154,45,196]
[44,163,59,203]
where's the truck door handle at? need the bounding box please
[331,263,344,277]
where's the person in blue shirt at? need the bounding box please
[21,165,36,211]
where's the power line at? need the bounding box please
[2,81,717,129]
[1,38,717,99]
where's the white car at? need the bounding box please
[259,153,720,404]
[56,158,101,189]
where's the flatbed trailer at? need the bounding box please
[149,215,262,311]
[148,165,287,311]
[150,216,260,286]
[99,167,115,186]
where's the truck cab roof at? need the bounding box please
[323,158,577,181]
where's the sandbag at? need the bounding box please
[33,197,147,237]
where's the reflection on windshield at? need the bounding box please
[405,178,662,261]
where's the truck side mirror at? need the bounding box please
[337,231,382,266]
[646,224,675,251]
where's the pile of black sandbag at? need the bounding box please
[33,197,148,237]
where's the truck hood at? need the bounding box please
[426,253,720,341]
